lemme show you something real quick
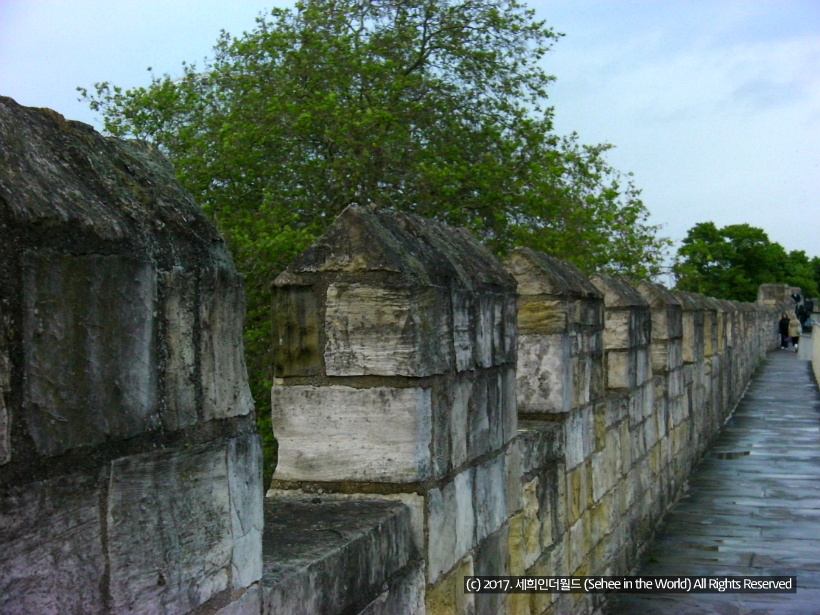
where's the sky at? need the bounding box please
[2,0,819,263]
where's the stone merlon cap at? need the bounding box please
[503,247,601,298]
[0,96,224,257]
[590,273,648,308]
[274,204,515,291]
[636,280,681,309]
[673,290,708,311]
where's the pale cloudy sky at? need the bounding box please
[2,0,818,261]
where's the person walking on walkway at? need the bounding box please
[779,312,791,349]
[789,313,801,352]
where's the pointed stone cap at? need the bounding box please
[274,204,515,291]
[636,280,681,309]
[504,247,601,298]
[0,96,225,260]
[590,273,648,309]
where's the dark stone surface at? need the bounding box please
[261,495,418,615]
[606,351,820,614]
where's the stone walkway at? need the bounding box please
[606,350,820,615]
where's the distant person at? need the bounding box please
[789,314,801,352]
[779,312,791,349]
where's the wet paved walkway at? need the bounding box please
[607,350,820,615]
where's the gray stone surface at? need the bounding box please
[517,334,570,414]
[359,562,425,615]
[228,435,264,589]
[107,444,232,615]
[0,473,105,615]
[262,495,418,615]
[160,268,197,430]
[22,253,158,456]
[427,470,476,582]
[324,283,452,376]
[272,385,433,482]
[213,585,261,615]
[200,266,253,421]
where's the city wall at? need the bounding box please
[0,97,262,615]
[0,97,787,615]
[268,208,782,615]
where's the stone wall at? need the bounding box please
[0,97,262,615]
[268,215,781,615]
[268,204,519,615]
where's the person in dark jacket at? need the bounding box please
[778,313,790,349]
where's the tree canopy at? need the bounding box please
[673,222,819,301]
[81,0,670,478]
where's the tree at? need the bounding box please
[81,0,669,479]
[673,222,818,301]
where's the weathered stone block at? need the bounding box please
[452,290,475,372]
[603,310,631,350]
[517,421,563,475]
[474,455,507,543]
[425,555,475,615]
[22,253,158,456]
[606,349,633,390]
[215,585,261,615]
[517,333,570,415]
[325,284,453,376]
[360,563,425,615]
[565,406,593,470]
[262,495,417,615]
[476,294,495,368]
[272,285,321,377]
[160,268,197,431]
[272,385,433,482]
[200,266,253,421]
[228,435,264,589]
[108,444,232,615]
[517,299,566,335]
[0,313,8,465]
[427,470,475,583]
[0,473,105,615]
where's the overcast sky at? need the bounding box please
[2,0,818,262]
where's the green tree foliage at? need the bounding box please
[80,0,669,479]
[673,222,819,301]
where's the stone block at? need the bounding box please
[425,555,475,615]
[272,285,321,377]
[517,299,566,335]
[565,406,593,470]
[603,310,631,350]
[325,284,453,376]
[0,473,105,615]
[215,585,261,615]
[360,563,425,615]
[475,524,510,615]
[450,377,472,468]
[0,395,8,466]
[452,290,475,372]
[605,349,632,390]
[517,421,563,475]
[636,347,650,385]
[160,268,197,431]
[228,435,264,589]
[0,313,8,465]
[508,478,541,573]
[262,495,417,615]
[516,334,570,415]
[200,266,253,421]
[427,470,475,583]
[108,443,232,615]
[272,385,433,483]
[567,462,588,522]
[22,253,158,456]
[474,455,507,543]
[501,366,518,445]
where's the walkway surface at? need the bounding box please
[606,350,820,615]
